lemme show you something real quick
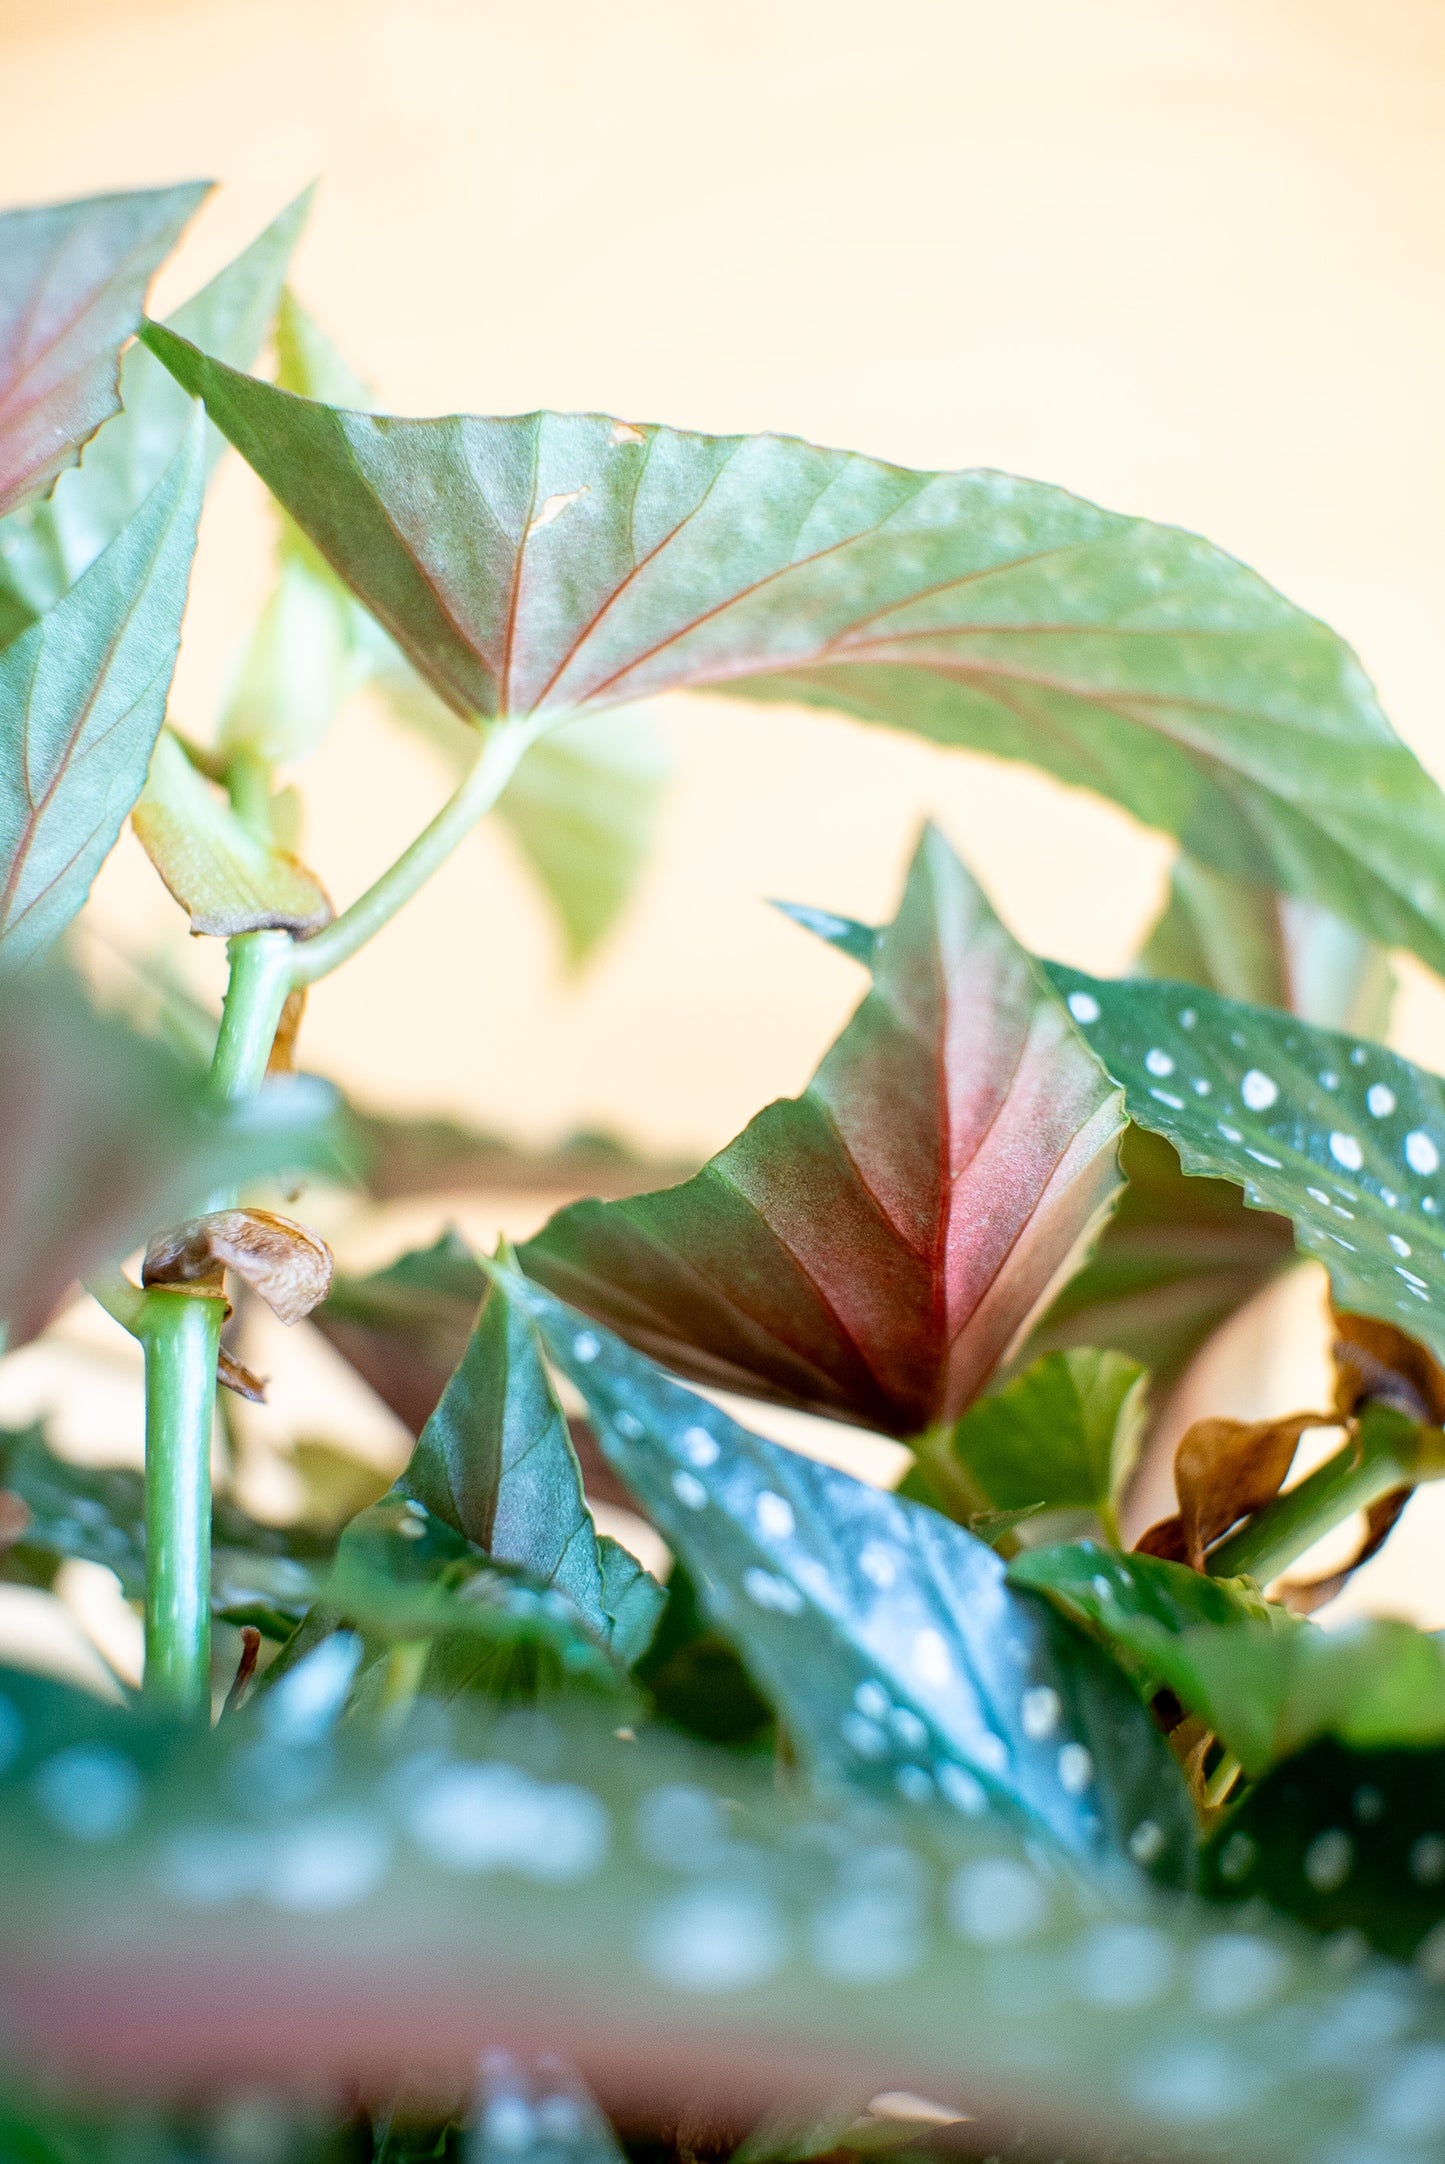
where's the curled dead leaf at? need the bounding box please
[217,1344,268,1402]
[1136,1409,1331,1571]
[1275,1485,1412,1615]
[1333,1309,1445,1426]
[143,1208,332,1325]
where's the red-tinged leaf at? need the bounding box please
[521,827,1124,1438]
[136,323,1445,976]
[0,185,208,522]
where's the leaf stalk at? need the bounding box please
[1206,1405,1443,1585]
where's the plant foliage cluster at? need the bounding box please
[3,182,1445,2164]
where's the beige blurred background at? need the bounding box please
[3,0,1445,1675]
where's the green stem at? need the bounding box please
[289,717,538,988]
[1203,1750,1243,1810]
[209,929,295,1104]
[142,1289,226,1718]
[225,748,275,846]
[1207,1404,1437,1584]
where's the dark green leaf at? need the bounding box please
[923,1347,1146,1537]
[509,1270,1193,1875]
[0,967,340,1345]
[139,322,1445,973]
[0,190,310,632]
[635,1564,774,1749]
[0,184,207,524]
[1047,963,1445,1365]
[0,426,204,963]
[390,1254,663,1664]
[1202,1736,1445,1961]
[0,1666,1432,2162]
[523,827,1124,1438]
[1022,1124,1296,1420]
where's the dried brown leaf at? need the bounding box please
[1136,1410,1329,1571]
[143,1208,332,1325]
[217,1344,269,1402]
[1275,1486,1412,1615]
[266,987,308,1076]
[1333,1309,1445,1425]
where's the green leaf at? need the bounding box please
[494,709,672,966]
[1,1668,1432,2162]
[0,190,310,632]
[523,827,1125,1438]
[1011,1541,1445,1779]
[344,1111,694,1207]
[138,322,1445,975]
[471,2054,624,2164]
[1139,854,1395,1039]
[1202,1736,1445,1961]
[0,1421,337,1632]
[132,730,332,937]
[389,1252,663,1664]
[925,1347,1146,1538]
[1022,1124,1297,1422]
[1046,962,1445,1366]
[0,184,207,525]
[0,425,204,964]
[0,965,341,1345]
[509,1270,1194,1875]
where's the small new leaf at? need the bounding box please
[132,732,332,936]
[925,1347,1146,1538]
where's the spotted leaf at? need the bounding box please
[387,1250,663,1666]
[508,1271,1194,1876]
[136,323,1445,975]
[523,827,1125,1437]
[1047,964,1445,1364]
[0,1668,1440,2161]
[0,184,207,525]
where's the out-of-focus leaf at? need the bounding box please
[1139,853,1395,1040]
[471,2052,625,2164]
[344,1112,694,1206]
[1202,1736,1445,1961]
[511,1271,1194,1876]
[923,1348,1146,1539]
[390,1255,662,1665]
[0,1421,334,1630]
[140,322,1445,974]
[322,1495,629,1705]
[132,732,332,937]
[219,544,369,767]
[0,968,341,1346]
[0,185,207,526]
[1047,963,1445,1366]
[524,828,1125,1438]
[1136,1410,1327,1570]
[1013,1540,1445,1779]
[1,1668,1437,2161]
[0,191,310,633]
[1023,1125,1297,1416]
[494,709,671,966]
[0,426,203,964]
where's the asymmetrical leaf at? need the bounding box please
[0,191,309,636]
[1203,1736,1445,1961]
[512,1271,1195,1875]
[1013,1543,1445,1779]
[523,828,1125,1437]
[924,1347,1146,1536]
[132,731,332,936]
[1139,854,1394,1039]
[312,1234,634,1512]
[1023,1125,1296,1417]
[140,322,1445,973]
[1048,963,1445,1365]
[0,426,204,964]
[0,184,206,523]
[0,967,340,1345]
[390,1258,663,1663]
[0,1671,1433,2164]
